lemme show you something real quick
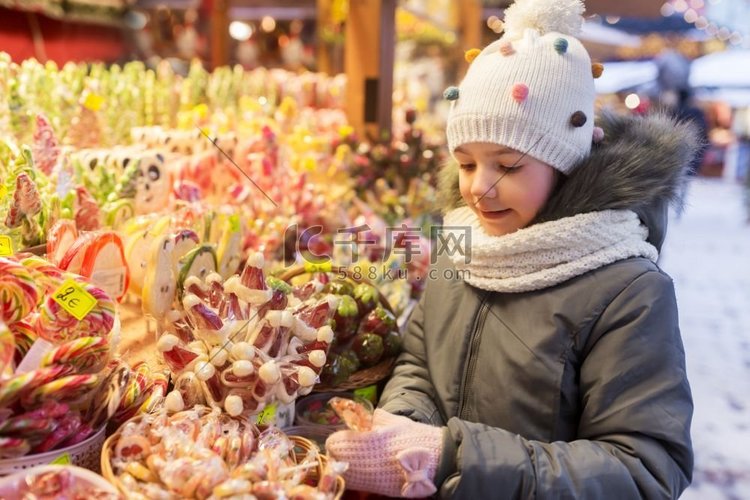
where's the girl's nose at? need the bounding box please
[470,165,498,200]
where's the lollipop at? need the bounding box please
[0,320,15,378]
[0,257,39,323]
[0,437,31,459]
[20,255,64,298]
[32,113,61,176]
[4,173,42,229]
[35,281,116,343]
[40,336,110,373]
[22,373,99,408]
[0,365,72,407]
[9,318,37,365]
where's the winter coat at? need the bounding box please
[378,112,701,499]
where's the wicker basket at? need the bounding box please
[101,415,344,499]
[277,264,400,392]
[0,425,106,476]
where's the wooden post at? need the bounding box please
[345,0,395,140]
[211,0,230,69]
[316,0,333,75]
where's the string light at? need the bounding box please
[660,0,745,47]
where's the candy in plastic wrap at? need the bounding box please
[328,396,374,432]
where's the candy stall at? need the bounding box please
[0,8,443,491]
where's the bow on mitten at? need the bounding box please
[326,409,444,498]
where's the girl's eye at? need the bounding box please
[498,164,520,172]
[459,163,476,170]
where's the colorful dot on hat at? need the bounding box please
[592,63,604,79]
[499,41,515,56]
[570,111,587,127]
[443,86,460,101]
[592,126,604,143]
[465,48,481,64]
[553,38,568,54]
[511,83,528,103]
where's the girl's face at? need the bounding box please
[455,142,557,236]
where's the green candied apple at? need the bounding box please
[333,295,359,342]
[382,330,403,358]
[320,354,354,387]
[266,276,293,295]
[352,333,384,367]
[353,283,379,317]
[339,349,361,373]
[323,279,355,297]
[358,305,397,337]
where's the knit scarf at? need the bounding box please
[442,207,658,293]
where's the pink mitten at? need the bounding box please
[326,409,444,498]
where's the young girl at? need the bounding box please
[326,0,698,498]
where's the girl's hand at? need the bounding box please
[326,409,444,498]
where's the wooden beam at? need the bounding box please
[345,0,395,139]
[211,0,230,69]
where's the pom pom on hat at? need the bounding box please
[570,111,587,127]
[465,48,482,63]
[553,38,568,54]
[443,86,460,101]
[592,126,604,143]
[499,41,516,56]
[591,63,604,78]
[503,0,585,39]
[512,83,529,103]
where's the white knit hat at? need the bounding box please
[445,0,598,174]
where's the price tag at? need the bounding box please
[0,235,13,256]
[304,260,332,273]
[256,402,278,426]
[50,452,71,465]
[354,385,378,404]
[83,93,104,111]
[53,279,97,321]
[192,103,209,118]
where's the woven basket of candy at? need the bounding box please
[101,406,345,499]
[0,425,106,475]
[276,264,403,392]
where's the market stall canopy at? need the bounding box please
[690,50,750,88]
[594,60,657,94]
[579,22,642,48]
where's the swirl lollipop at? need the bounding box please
[1,320,15,378]
[0,257,39,323]
[35,280,115,343]
[40,336,110,373]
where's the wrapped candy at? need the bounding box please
[46,219,79,267]
[4,173,42,230]
[75,186,101,231]
[32,113,61,175]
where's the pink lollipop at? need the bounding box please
[0,257,39,323]
[4,173,42,229]
[75,186,101,231]
[32,114,61,176]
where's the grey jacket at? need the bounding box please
[379,112,701,499]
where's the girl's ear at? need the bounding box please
[437,160,465,213]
